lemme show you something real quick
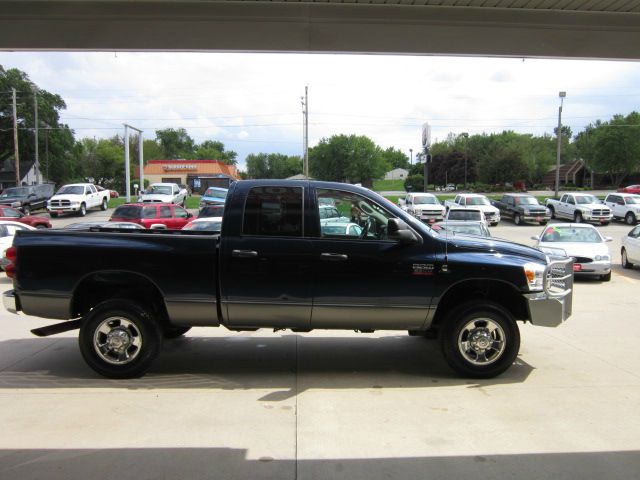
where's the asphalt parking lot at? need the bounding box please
[0,210,639,480]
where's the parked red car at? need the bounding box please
[0,206,51,228]
[109,203,193,229]
[618,185,640,194]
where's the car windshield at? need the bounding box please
[0,187,29,198]
[413,196,438,205]
[146,186,172,195]
[466,197,490,206]
[184,220,222,231]
[515,197,539,205]
[56,185,84,195]
[448,210,481,221]
[112,205,141,219]
[204,188,228,198]
[444,224,485,236]
[575,195,600,204]
[541,226,602,243]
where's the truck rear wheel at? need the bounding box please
[440,301,520,379]
[79,299,163,378]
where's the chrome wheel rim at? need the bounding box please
[458,318,506,366]
[93,316,142,365]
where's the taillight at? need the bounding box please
[5,246,16,279]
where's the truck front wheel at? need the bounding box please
[440,301,520,379]
[79,299,163,379]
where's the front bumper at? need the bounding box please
[573,261,611,276]
[525,258,574,327]
[522,213,551,223]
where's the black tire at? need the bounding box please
[35,224,47,229]
[622,248,633,269]
[79,203,87,217]
[514,213,522,226]
[549,206,555,219]
[79,299,163,378]
[574,211,583,223]
[625,212,636,225]
[164,326,191,339]
[539,221,548,226]
[440,301,520,379]
[49,211,58,218]
[23,205,31,216]
[600,272,611,282]
[101,198,108,211]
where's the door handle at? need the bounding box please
[321,253,348,262]
[232,249,258,258]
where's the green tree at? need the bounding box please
[155,128,195,159]
[195,140,238,165]
[72,136,124,189]
[245,152,302,179]
[309,134,387,185]
[0,65,75,185]
[380,147,409,170]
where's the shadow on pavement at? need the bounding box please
[0,447,638,480]
[0,335,533,395]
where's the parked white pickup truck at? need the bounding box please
[444,193,500,226]
[397,192,445,223]
[603,193,640,225]
[47,183,110,217]
[545,193,612,225]
[138,183,187,206]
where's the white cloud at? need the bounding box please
[1,52,639,169]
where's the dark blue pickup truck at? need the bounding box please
[3,180,573,379]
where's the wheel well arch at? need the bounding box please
[431,279,529,330]
[71,271,169,325]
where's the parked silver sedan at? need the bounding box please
[531,223,612,281]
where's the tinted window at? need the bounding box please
[174,206,189,219]
[112,205,142,219]
[142,206,158,218]
[159,206,172,218]
[242,186,303,237]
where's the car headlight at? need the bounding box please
[524,262,546,291]
[538,246,568,257]
[595,255,610,262]
[11,201,22,207]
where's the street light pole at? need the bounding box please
[554,91,566,198]
[409,148,413,165]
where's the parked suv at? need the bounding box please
[0,184,54,215]
[110,203,193,229]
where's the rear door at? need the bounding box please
[220,185,313,329]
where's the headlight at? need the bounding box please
[11,201,22,207]
[524,263,546,291]
[539,246,568,257]
[595,255,610,262]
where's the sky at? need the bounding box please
[1,51,640,170]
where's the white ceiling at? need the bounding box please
[1,0,639,59]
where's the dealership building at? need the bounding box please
[140,159,240,193]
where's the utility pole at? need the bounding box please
[33,86,40,184]
[12,88,20,186]
[123,124,144,202]
[554,91,566,198]
[301,86,309,178]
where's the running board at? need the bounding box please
[31,320,81,337]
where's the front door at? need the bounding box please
[309,187,434,331]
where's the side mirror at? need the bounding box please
[530,235,540,241]
[605,237,613,242]
[388,218,418,244]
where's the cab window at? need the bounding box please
[242,186,303,237]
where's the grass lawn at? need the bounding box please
[107,195,202,209]
[372,179,405,192]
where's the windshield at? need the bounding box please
[466,197,490,206]
[204,188,228,199]
[413,196,438,205]
[515,197,539,206]
[445,224,485,236]
[541,226,602,243]
[56,185,84,195]
[575,195,600,204]
[146,185,172,195]
[0,187,29,198]
[448,210,481,221]
[184,220,222,231]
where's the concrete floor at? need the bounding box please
[0,215,639,479]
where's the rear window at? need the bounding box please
[112,205,142,219]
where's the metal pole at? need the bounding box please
[33,87,40,184]
[12,88,20,186]
[138,131,144,190]
[410,148,413,165]
[554,92,566,198]
[124,124,131,202]
[303,86,309,178]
